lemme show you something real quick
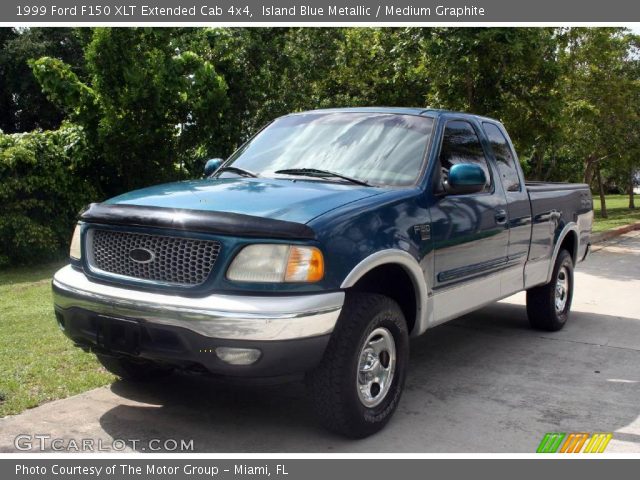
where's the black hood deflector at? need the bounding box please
[80,203,316,240]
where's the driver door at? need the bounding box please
[429,118,510,324]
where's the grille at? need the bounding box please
[88,229,221,286]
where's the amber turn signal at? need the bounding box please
[285,246,324,282]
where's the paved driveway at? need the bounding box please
[2,232,639,453]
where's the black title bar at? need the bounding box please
[2,0,640,23]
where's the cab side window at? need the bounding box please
[438,120,492,193]
[483,122,521,192]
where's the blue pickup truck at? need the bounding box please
[53,108,593,437]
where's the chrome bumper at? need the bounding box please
[52,265,343,342]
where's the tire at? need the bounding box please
[306,292,409,438]
[526,249,574,331]
[96,353,172,381]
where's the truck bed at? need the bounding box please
[526,181,593,269]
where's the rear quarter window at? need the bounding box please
[482,122,521,192]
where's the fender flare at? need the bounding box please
[546,222,579,284]
[340,249,431,336]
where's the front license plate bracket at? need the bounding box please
[95,315,142,355]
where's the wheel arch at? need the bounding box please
[340,249,430,336]
[546,222,579,284]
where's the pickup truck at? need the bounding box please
[52,108,593,438]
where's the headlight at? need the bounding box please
[227,244,324,283]
[69,225,81,260]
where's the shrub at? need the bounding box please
[0,124,98,266]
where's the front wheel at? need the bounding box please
[306,293,409,438]
[526,249,574,331]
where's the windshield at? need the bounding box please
[224,112,434,187]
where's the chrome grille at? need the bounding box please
[88,229,221,286]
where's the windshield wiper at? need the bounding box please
[274,168,371,187]
[215,166,259,178]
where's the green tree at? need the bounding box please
[0,124,96,266]
[31,28,228,196]
[307,28,430,108]
[0,27,86,133]
[418,28,562,178]
[558,28,639,216]
[198,28,294,144]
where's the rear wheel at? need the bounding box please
[96,354,172,381]
[526,249,574,331]
[306,292,409,438]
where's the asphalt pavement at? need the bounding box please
[1,231,639,453]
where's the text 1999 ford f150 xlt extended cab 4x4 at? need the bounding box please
[53,108,593,437]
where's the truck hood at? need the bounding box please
[104,177,384,224]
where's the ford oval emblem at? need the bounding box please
[129,247,155,264]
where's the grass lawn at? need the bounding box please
[593,194,640,232]
[0,262,114,418]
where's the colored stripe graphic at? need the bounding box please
[537,432,613,453]
[583,433,613,453]
[560,433,589,453]
[537,433,566,453]
[573,433,590,452]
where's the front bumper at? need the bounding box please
[52,265,344,377]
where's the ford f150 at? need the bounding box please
[52,108,593,437]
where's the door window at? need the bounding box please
[482,122,521,192]
[438,121,492,192]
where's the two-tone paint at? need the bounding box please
[53,107,593,378]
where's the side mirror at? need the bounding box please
[445,163,487,195]
[204,158,223,177]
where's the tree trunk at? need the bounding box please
[597,166,608,219]
[533,149,544,181]
[629,169,636,210]
[543,155,556,181]
[583,155,596,186]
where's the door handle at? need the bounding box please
[550,209,562,221]
[495,209,508,225]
